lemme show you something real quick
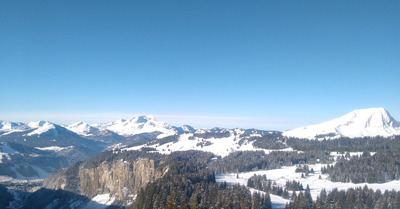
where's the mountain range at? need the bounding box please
[1,108,400,180]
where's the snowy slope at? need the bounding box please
[67,121,95,136]
[0,121,105,180]
[67,121,124,143]
[123,129,286,157]
[67,121,113,137]
[93,115,178,138]
[0,121,29,134]
[283,108,400,140]
[27,121,58,136]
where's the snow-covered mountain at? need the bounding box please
[66,121,124,143]
[92,115,178,139]
[175,125,196,134]
[26,121,59,136]
[67,121,95,135]
[0,120,29,133]
[0,121,105,180]
[283,108,400,140]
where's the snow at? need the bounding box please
[29,164,50,179]
[67,121,93,136]
[215,174,290,209]
[283,108,400,140]
[123,130,294,157]
[0,175,15,182]
[83,194,116,209]
[7,163,50,180]
[0,170,47,182]
[270,194,290,209]
[0,143,18,163]
[27,122,58,136]
[1,143,17,154]
[0,120,29,132]
[215,150,399,207]
[0,153,8,163]
[93,115,177,137]
[27,121,48,129]
[216,162,400,205]
[35,146,73,152]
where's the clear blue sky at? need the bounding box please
[1,0,399,130]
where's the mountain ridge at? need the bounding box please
[283,107,400,140]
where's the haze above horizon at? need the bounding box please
[1,1,399,131]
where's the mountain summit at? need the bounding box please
[93,115,177,138]
[283,108,400,140]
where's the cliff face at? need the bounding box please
[44,157,167,202]
[79,158,165,200]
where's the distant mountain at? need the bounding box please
[0,122,104,180]
[0,120,29,133]
[66,121,124,143]
[174,125,196,134]
[26,121,59,137]
[2,108,399,180]
[283,108,400,140]
[92,115,178,139]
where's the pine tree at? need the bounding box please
[252,192,261,209]
[305,185,313,206]
[166,191,176,209]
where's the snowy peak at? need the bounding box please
[67,121,95,136]
[283,108,400,140]
[27,121,52,129]
[0,120,58,136]
[131,115,155,123]
[66,121,121,140]
[95,115,177,138]
[27,121,58,136]
[343,108,399,128]
[0,120,29,132]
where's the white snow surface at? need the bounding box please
[82,193,116,209]
[35,146,73,152]
[0,164,49,181]
[283,108,400,140]
[27,121,49,129]
[67,121,96,136]
[0,143,18,163]
[92,115,177,138]
[216,163,400,208]
[124,130,291,157]
[0,120,28,132]
[27,121,58,136]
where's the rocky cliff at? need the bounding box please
[43,151,167,204]
[79,158,166,200]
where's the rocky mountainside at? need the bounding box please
[283,108,400,140]
[42,150,168,206]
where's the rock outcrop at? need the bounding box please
[43,152,167,203]
[79,158,165,200]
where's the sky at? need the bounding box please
[0,0,399,131]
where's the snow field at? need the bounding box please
[216,162,400,208]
